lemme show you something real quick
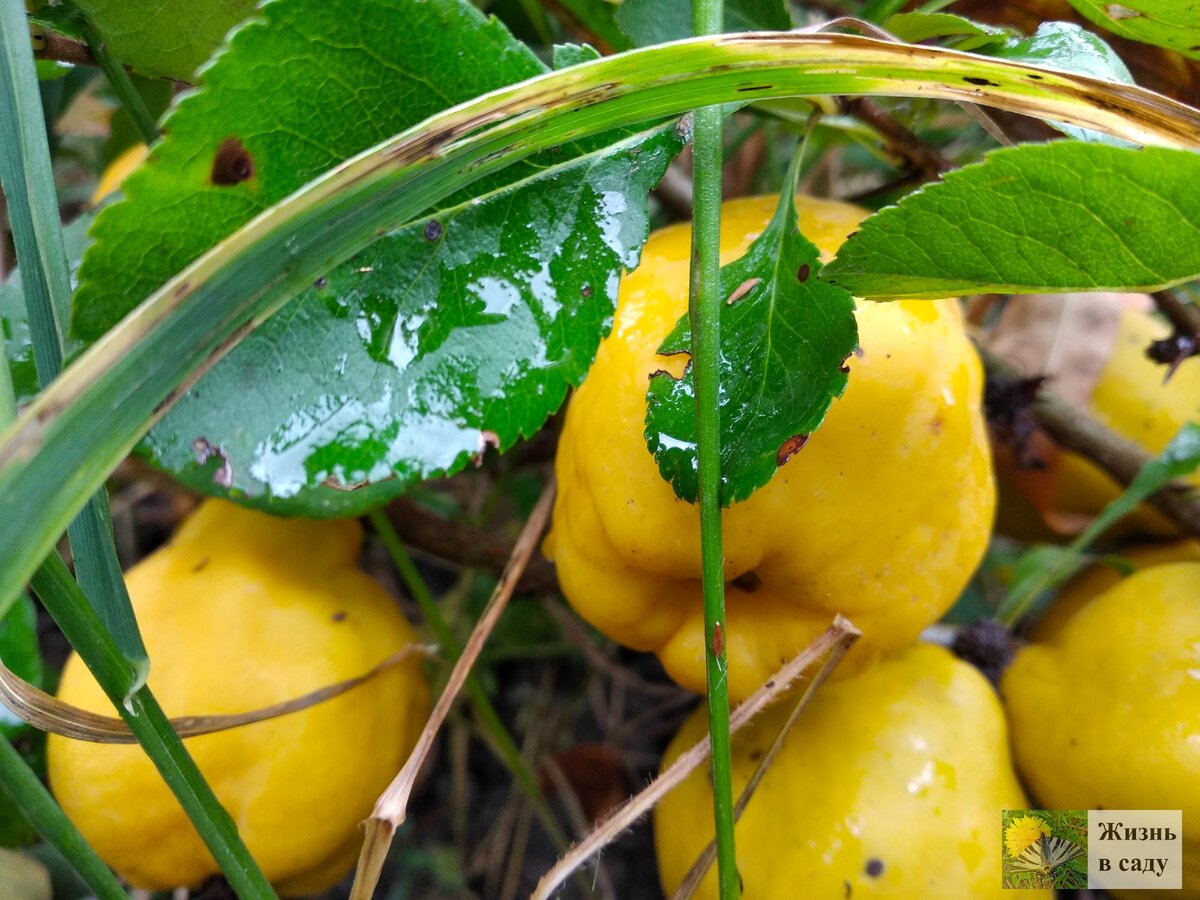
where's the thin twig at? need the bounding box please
[531,616,861,900]
[980,345,1200,535]
[350,481,556,900]
[837,97,951,179]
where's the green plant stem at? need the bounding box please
[691,0,737,897]
[0,737,126,900]
[28,554,278,900]
[0,0,149,680]
[78,19,158,145]
[366,511,571,850]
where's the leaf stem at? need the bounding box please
[691,0,737,897]
[78,18,159,145]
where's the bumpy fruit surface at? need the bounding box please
[48,499,429,894]
[655,643,1040,898]
[1003,561,1200,898]
[544,195,995,700]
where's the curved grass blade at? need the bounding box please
[2,33,1200,624]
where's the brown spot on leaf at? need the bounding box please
[471,430,501,467]
[712,622,725,657]
[210,137,254,186]
[929,416,943,435]
[192,557,209,573]
[776,433,809,466]
[727,278,760,304]
[963,76,1000,87]
[192,437,233,488]
[332,611,347,623]
[581,284,592,298]
[423,219,443,241]
[796,263,810,282]
[865,859,885,878]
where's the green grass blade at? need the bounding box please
[0,0,149,681]
[1,34,1199,632]
[0,736,126,900]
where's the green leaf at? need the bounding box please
[5,33,1200,652]
[884,12,1008,50]
[823,143,1200,299]
[73,0,684,514]
[72,0,550,342]
[1068,0,1200,60]
[646,189,858,505]
[615,0,791,47]
[71,0,259,80]
[1,215,91,408]
[144,123,684,514]
[551,0,631,51]
[976,22,1135,144]
[0,596,44,739]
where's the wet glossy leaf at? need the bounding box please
[976,22,1134,143]
[71,0,258,80]
[72,0,552,343]
[646,190,858,505]
[615,0,791,47]
[144,124,683,513]
[823,143,1200,300]
[0,214,91,408]
[1068,0,1200,60]
[70,0,685,515]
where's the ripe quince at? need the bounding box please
[48,499,429,894]
[655,643,1042,898]
[544,195,995,700]
[1002,560,1200,898]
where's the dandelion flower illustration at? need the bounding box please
[1006,815,1052,858]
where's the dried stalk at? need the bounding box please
[349,480,556,900]
[0,644,430,743]
[670,626,858,898]
[530,616,861,900]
